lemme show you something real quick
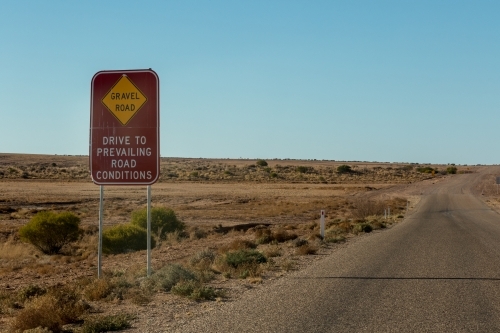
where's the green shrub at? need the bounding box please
[190,249,216,270]
[102,224,155,254]
[81,314,133,333]
[18,285,46,302]
[325,235,346,243]
[256,159,268,167]
[447,166,457,174]
[224,249,267,268]
[144,264,196,292]
[354,223,373,233]
[337,165,352,174]
[416,166,434,173]
[296,166,308,173]
[131,207,184,239]
[171,280,219,301]
[19,211,81,254]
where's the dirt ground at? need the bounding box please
[0,154,484,332]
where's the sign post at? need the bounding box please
[90,69,159,277]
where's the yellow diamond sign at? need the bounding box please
[101,75,148,126]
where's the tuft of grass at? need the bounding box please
[350,198,384,220]
[217,249,267,279]
[296,244,318,255]
[171,280,221,301]
[83,278,113,301]
[293,239,309,247]
[0,237,36,260]
[223,249,267,268]
[281,259,296,271]
[263,246,282,258]
[11,286,87,333]
[353,223,373,234]
[189,227,208,240]
[81,314,133,333]
[220,238,257,252]
[324,235,346,243]
[255,228,297,244]
[17,284,47,303]
[143,264,196,292]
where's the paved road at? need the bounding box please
[175,169,500,332]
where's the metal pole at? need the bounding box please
[98,185,104,279]
[147,185,152,277]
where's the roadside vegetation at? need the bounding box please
[0,155,467,183]
[0,194,409,332]
[0,154,447,331]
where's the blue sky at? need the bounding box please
[1,1,499,164]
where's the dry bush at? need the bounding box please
[263,246,282,258]
[281,259,296,271]
[296,244,318,255]
[164,229,187,245]
[255,228,297,244]
[142,264,196,292]
[72,233,97,260]
[11,286,87,333]
[189,249,216,282]
[219,238,257,252]
[350,198,384,219]
[83,278,113,301]
[189,226,208,240]
[338,221,353,233]
[0,290,18,315]
[352,223,373,234]
[216,249,267,279]
[171,280,221,301]
[0,236,36,260]
[81,314,133,333]
[370,220,386,230]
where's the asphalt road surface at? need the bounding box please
[174,169,500,332]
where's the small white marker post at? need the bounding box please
[320,210,325,239]
[147,185,152,277]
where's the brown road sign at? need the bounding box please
[90,69,159,185]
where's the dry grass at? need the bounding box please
[296,244,318,255]
[11,286,87,333]
[0,238,36,260]
[0,154,435,331]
